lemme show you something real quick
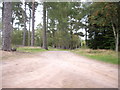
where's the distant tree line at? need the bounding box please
[1,2,119,52]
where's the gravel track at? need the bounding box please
[1,51,118,88]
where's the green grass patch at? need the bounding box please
[72,49,118,64]
[48,47,69,51]
[17,46,68,53]
[17,47,47,52]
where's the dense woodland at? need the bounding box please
[0,2,120,51]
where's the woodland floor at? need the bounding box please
[1,50,118,88]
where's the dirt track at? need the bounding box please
[1,51,118,88]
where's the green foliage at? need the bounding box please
[82,2,118,50]
[35,24,43,47]
[9,2,118,51]
[12,2,25,27]
[87,26,115,50]
[45,2,83,49]
[11,29,31,46]
[11,29,23,45]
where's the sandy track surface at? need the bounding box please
[1,51,118,88]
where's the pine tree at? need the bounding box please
[2,2,12,51]
[43,2,48,50]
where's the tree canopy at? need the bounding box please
[1,2,119,51]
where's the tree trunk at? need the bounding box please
[1,2,4,49]
[85,27,88,47]
[46,8,48,33]
[43,2,48,50]
[70,28,73,49]
[28,9,31,46]
[118,2,120,52]
[18,24,19,30]
[31,1,35,46]
[2,2,12,51]
[22,2,27,46]
[2,3,4,31]
[116,30,119,52]
[111,22,118,52]
[118,28,120,52]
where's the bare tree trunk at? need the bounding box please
[116,30,119,52]
[2,2,4,34]
[118,27,120,52]
[118,2,120,52]
[43,2,48,50]
[46,8,48,33]
[28,9,31,46]
[70,24,73,49]
[1,2,4,49]
[18,24,19,30]
[22,2,27,46]
[85,27,88,47]
[31,1,35,46]
[2,2,12,51]
[111,22,118,52]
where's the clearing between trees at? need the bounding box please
[1,50,118,88]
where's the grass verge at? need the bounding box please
[72,48,118,64]
[17,47,118,64]
[17,46,68,53]
[17,47,47,52]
